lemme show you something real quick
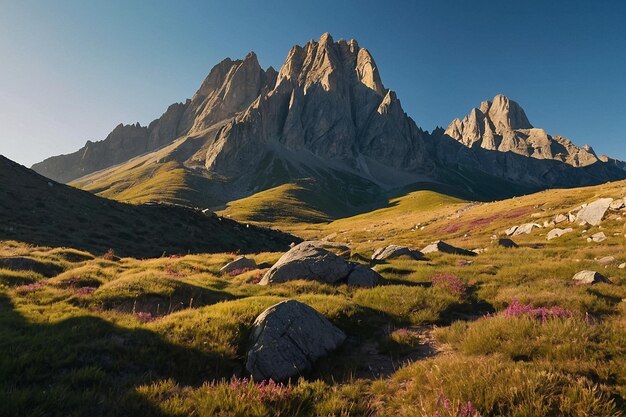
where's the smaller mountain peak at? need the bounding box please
[487,94,532,130]
[319,32,334,45]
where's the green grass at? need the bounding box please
[1,177,626,416]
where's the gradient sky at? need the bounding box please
[1,0,625,167]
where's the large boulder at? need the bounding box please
[260,242,352,285]
[547,227,573,240]
[246,300,346,381]
[572,270,611,285]
[421,240,476,257]
[371,245,424,261]
[220,256,257,274]
[346,264,381,288]
[576,198,613,226]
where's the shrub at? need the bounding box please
[431,274,468,297]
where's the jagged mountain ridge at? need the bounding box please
[31,33,626,216]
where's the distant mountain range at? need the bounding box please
[31,33,626,219]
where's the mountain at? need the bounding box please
[0,155,295,257]
[31,34,626,221]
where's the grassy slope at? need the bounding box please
[0,156,294,257]
[1,178,625,416]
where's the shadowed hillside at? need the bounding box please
[0,156,296,257]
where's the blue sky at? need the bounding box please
[1,0,624,166]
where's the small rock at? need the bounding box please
[554,214,568,224]
[597,256,616,266]
[572,270,611,285]
[546,228,573,240]
[590,232,607,243]
[497,238,518,248]
[421,240,476,257]
[609,198,625,210]
[512,223,541,236]
[456,259,474,267]
[220,256,257,274]
[619,263,626,269]
[504,225,519,236]
[371,245,424,261]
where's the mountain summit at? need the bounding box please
[31,34,626,217]
[445,94,599,167]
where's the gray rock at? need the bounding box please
[260,241,352,285]
[245,300,346,381]
[504,225,519,236]
[554,214,568,224]
[589,232,607,243]
[576,198,613,226]
[346,264,381,288]
[496,238,518,248]
[421,240,476,257]
[371,245,424,261]
[512,223,541,236]
[220,256,257,274]
[572,270,611,285]
[597,256,616,266]
[546,227,573,240]
[609,198,625,210]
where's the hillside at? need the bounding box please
[1,174,625,416]
[0,155,295,257]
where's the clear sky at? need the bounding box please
[1,0,624,167]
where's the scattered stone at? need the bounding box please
[371,245,424,261]
[260,241,352,285]
[589,232,607,243]
[609,198,625,210]
[568,213,577,222]
[472,248,488,254]
[543,221,555,228]
[497,238,518,248]
[346,264,381,288]
[554,214,568,224]
[246,300,346,381]
[597,256,616,266]
[576,198,613,226]
[220,256,257,274]
[504,225,518,236]
[531,212,542,218]
[619,263,626,269]
[546,227,573,240]
[456,259,474,267]
[572,270,611,285]
[421,240,477,257]
[512,223,541,236]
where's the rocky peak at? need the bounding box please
[484,94,533,131]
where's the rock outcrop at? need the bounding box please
[547,228,573,240]
[245,300,346,381]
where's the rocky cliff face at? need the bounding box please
[203,33,433,188]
